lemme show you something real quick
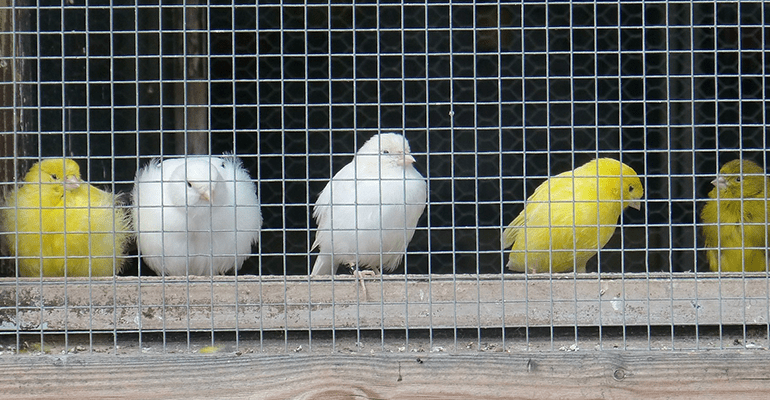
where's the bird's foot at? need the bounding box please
[349,264,379,301]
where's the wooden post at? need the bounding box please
[174,1,209,155]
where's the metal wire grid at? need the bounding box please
[0,1,768,355]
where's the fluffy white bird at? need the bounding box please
[132,155,261,276]
[311,133,427,276]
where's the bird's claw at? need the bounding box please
[348,264,379,301]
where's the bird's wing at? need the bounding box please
[309,162,348,271]
[312,159,358,224]
[504,171,585,248]
[220,156,262,244]
[504,175,559,248]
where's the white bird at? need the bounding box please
[311,133,427,276]
[132,155,262,276]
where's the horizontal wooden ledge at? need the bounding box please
[1,271,768,284]
[2,351,770,400]
[1,274,769,332]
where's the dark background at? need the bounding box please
[5,1,767,276]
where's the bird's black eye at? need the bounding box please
[50,174,58,180]
[628,185,634,192]
[735,177,741,183]
[382,150,390,154]
[186,181,193,188]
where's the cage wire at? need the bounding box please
[0,1,768,357]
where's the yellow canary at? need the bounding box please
[1,158,130,277]
[504,158,644,273]
[701,159,770,272]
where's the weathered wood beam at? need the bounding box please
[1,274,768,332]
[1,351,770,399]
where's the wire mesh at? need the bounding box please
[0,1,768,356]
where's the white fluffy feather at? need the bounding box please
[311,133,427,275]
[133,155,262,275]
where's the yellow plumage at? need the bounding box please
[503,158,644,273]
[700,159,770,272]
[1,158,130,277]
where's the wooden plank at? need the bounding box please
[173,1,209,156]
[0,274,769,332]
[1,351,769,399]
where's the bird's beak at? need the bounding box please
[628,200,641,210]
[398,154,416,166]
[63,175,81,190]
[711,176,727,190]
[200,190,212,203]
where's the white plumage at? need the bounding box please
[311,133,427,275]
[132,155,262,276]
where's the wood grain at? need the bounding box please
[1,274,769,332]
[1,351,769,399]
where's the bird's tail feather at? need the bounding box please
[311,254,333,275]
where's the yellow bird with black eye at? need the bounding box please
[1,158,130,277]
[701,159,770,272]
[503,158,644,273]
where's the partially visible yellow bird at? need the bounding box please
[1,158,130,277]
[503,158,644,273]
[701,159,770,272]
